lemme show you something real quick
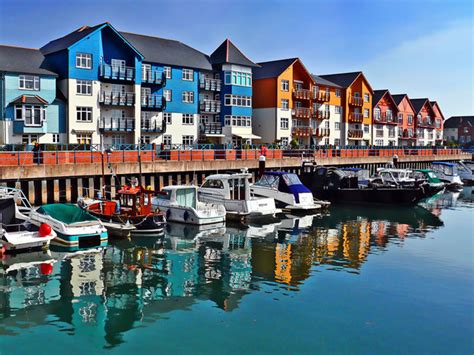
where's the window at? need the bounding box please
[112,135,125,146]
[15,105,45,126]
[281,99,289,110]
[182,135,194,146]
[386,109,393,121]
[182,114,194,125]
[163,89,172,102]
[182,91,194,103]
[408,115,413,125]
[164,66,172,79]
[388,127,396,138]
[426,116,431,125]
[325,121,330,129]
[22,134,38,144]
[374,107,381,119]
[182,69,194,81]
[163,113,172,124]
[335,89,341,97]
[224,71,252,86]
[280,117,289,129]
[335,138,341,146]
[163,135,172,146]
[19,75,40,90]
[281,80,289,91]
[364,93,369,103]
[76,133,92,144]
[375,139,384,146]
[76,107,93,122]
[363,124,370,133]
[224,115,251,127]
[281,137,289,146]
[142,64,151,80]
[335,122,340,131]
[335,106,342,114]
[224,94,252,107]
[76,80,92,95]
[436,119,441,128]
[76,53,92,69]
[398,113,403,124]
[141,136,151,144]
[408,128,413,137]
[363,109,369,118]
[52,134,59,143]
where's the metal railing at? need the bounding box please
[99,63,135,81]
[99,91,135,106]
[348,129,364,139]
[293,107,312,119]
[199,100,221,113]
[314,110,330,120]
[374,112,397,124]
[348,112,363,123]
[99,117,135,132]
[316,128,330,137]
[314,91,330,102]
[349,96,363,106]
[142,71,165,85]
[141,95,164,109]
[200,122,223,135]
[293,89,312,100]
[199,78,221,91]
[141,119,164,133]
[292,126,314,136]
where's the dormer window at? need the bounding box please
[19,75,40,90]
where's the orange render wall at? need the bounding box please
[253,78,278,108]
[347,75,372,125]
[276,65,294,109]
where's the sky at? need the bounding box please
[0,0,472,117]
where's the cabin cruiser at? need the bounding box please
[372,168,418,188]
[456,161,474,185]
[0,187,56,253]
[300,165,440,205]
[413,169,445,195]
[152,186,226,225]
[30,204,108,250]
[430,162,464,189]
[250,171,324,212]
[198,172,282,220]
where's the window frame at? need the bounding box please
[76,79,92,95]
[281,80,289,92]
[182,68,194,81]
[163,89,172,102]
[164,66,172,79]
[182,91,194,103]
[75,53,92,69]
[76,106,93,122]
[280,117,289,130]
[19,75,40,91]
[182,113,194,125]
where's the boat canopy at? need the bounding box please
[255,172,311,197]
[37,204,97,224]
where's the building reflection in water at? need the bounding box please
[0,193,452,348]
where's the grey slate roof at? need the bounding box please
[11,95,49,105]
[0,45,57,76]
[444,116,474,128]
[210,39,258,68]
[121,32,212,70]
[40,23,105,55]
[410,98,430,114]
[253,58,297,80]
[392,94,407,106]
[311,74,341,88]
[319,72,363,88]
[372,90,388,107]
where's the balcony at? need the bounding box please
[374,112,397,125]
[293,107,312,119]
[142,71,165,85]
[141,119,164,133]
[141,95,164,110]
[199,78,221,91]
[99,117,135,132]
[200,99,221,113]
[349,95,363,106]
[316,128,330,137]
[399,129,416,140]
[315,91,330,102]
[348,129,364,139]
[313,110,330,120]
[293,89,312,100]
[99,63,135,81]
[200,122,223,135]
[99,91,135,106]
[348,112,363,123]
[292,126,314,137]
[417,118,436,128]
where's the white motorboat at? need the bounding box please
[456,161,474,185]
[0,187,56,253]
[198,172,282,220]
[152,186,226,225]
[250,171,322,212]
[372,168,417,187]
[431,162,464,189]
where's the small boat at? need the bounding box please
[152,185,226,225]
[250,171,324,212]
[29,204,108,250]
[371,168,418,188]
[431,162,464,189]
[84,185,166,236]
[456,161,474,185]
[413,169,445,195]
[339,168,370,187]
[198,172,282,220]
[0,187,56,253]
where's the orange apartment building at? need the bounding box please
[392,94,417,146]
[319,72,374,146]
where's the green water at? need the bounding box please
[1,188,473,354]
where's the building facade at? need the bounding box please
[430,101,445,145]
[411,98,436,146]
[371,90,399,146]
[443,116,474,145]
[392,94,416,146]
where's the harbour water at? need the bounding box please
[1,188,473,354]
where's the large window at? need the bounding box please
[15,105,44,126]
[76,107,93,122]
[182,91,194,103]
[182,114,194,125]
[224,115,251,127]
[76,80,92,95]
[182,135,194,146]
[281,99,289,110]
[76,53,92,69]
[19,75,40,90]
[363,108,369,118]
[224,71,252,87]
[163,113,172,124]
[182,68,194,81]
[224,94,251,107]
[164,66,172,79]
[76,133,92,144]
[22,134,39,144]
[281,80,289,91]
[164,89,172,102]
[374,107,381,119]
[112,135,126,146]
[388,127,396,138]
[280,117,289,129]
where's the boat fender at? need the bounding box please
[184,210,190,221]
[39,223,52,237]
[166,209,171,220]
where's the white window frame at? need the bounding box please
[52,134,60,143]
[281,99,289,110]
[75,53,92,69]
[335,89,341,97]
[163,135,172,146]
[363,108,369,118]
[163,113,172,124]
[142,64,152,80]
[182,91,194,103]
[182,113,194,125]
[280,117,289,130]
[182,69,194,81]
[364,93,369,103]
[19,75,40,90]
[182,135,194,146]
[164,66,172,79]
[76,107,93,122]
[163,89,172,102]
[22,134,39,144]
[76,133,92,145]
[335,122,340,131]
[363,124,370,133]
[281,80,289,91]
[15,105,45,126]
[76,80,92,95]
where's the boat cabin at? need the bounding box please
[201,173,252,201]
[157,186,198,208]
[414,169,442,184]
[255,172,309,193]
[431,162,458,177]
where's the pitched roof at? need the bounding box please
[372,90,388,107]
[311,74,341,88]
[444,116,474,128]
[410,98,430,114]
[40,23,106,55]
[319,71,363,89]
[11,95,49,105]
[253,58,298,80]
[430,101,445,120]
[392,94,416,113]
[209,39,258,68]
[0,45,57,76]
[121,32,212,70]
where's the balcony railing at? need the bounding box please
[142,71,165,85]
[292,126,314,137]
[99,63,135,81]
[99,91,135,106]
[199,100,221,113]
[293,89,312,100]
[200,122,223,135]
[417,118,436,128]
[293,107,312,119]
[313,110,330,120]
[199,78,221,91]
[399,129,416,139]
[315,91,330,102]
[349,96,363,106]
[141,95,164,109]
[316,128,330,137]
[141,119,164,133]
[99,117,135,132]
[348,112,363,123]
[348,129,364,139]
[374,112,397,124]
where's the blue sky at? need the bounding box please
[0,0,472,117]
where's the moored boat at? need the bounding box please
[414,169,445,195]
[430,162,464,190]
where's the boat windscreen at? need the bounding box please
[255,174,279,189]
[281,173,303,186]
[176,188,196,208]
[37,204,97,224]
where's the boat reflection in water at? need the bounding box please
[0,199,448,348]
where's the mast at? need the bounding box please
[100,134,105,198]
[138,138,143,188]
